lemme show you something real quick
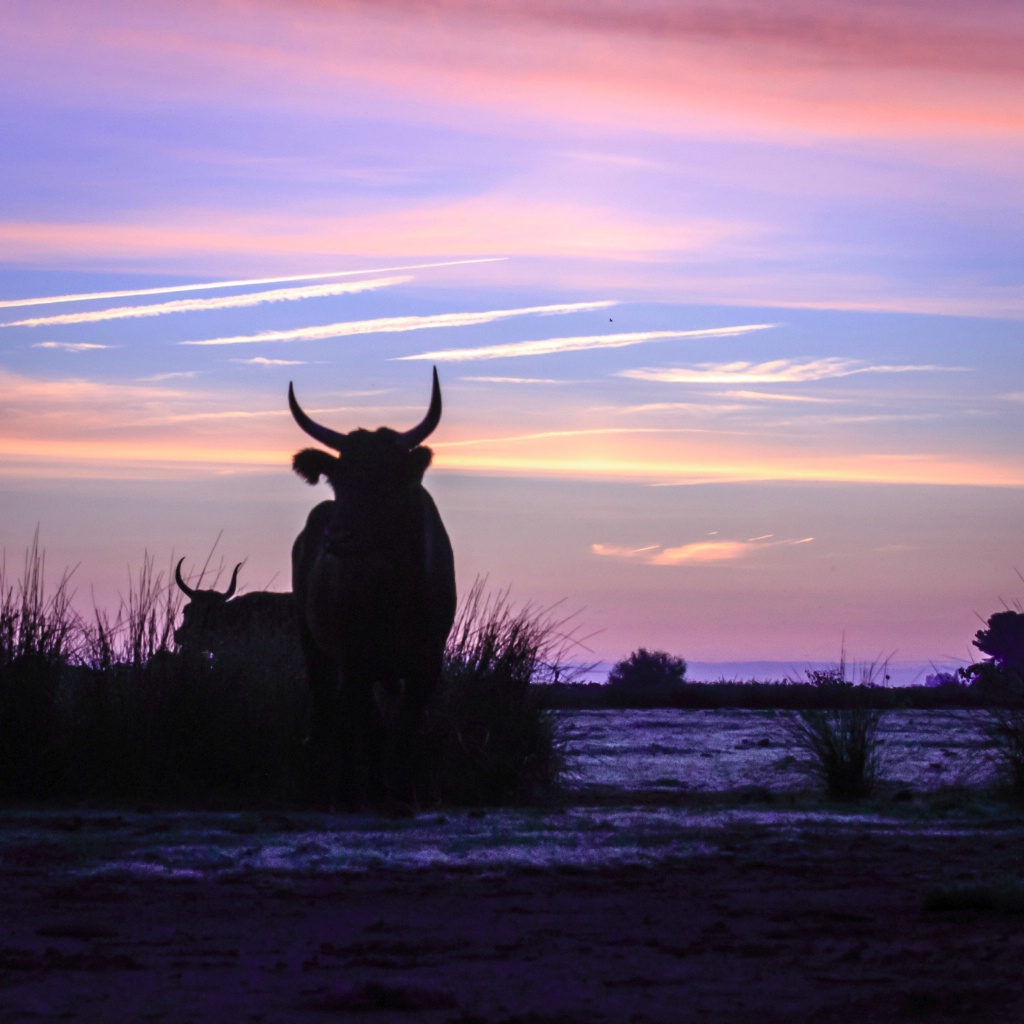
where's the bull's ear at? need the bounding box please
[292,448,336,485]
[408,446,432,482]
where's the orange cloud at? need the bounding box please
[592,535,815,566]
[432,431,1024,488]
[2,366,1022,488]
[0,367,291,475]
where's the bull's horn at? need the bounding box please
[289,367,442,452]
[288,383,349,451]
[395,366,442,450]
[174,558,197,599]
[223,563,241,601]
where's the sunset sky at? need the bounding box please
[2,0,1022,681]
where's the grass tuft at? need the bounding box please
[781,652,886,800]
[421,579,587,805]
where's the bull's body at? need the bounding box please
[174,560,298,658]
[289,369,456,805]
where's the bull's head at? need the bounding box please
[288,368,442,560]
[173,557,242,650]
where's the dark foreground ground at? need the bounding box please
[3,810,1024,1023]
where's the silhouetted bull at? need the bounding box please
[289,368,456,805]
[173,559,297,658]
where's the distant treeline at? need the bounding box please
[535,679,996,711]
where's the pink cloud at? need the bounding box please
[298,0,1021,79]
[4,0,1021,143]
[6,206,1022,313]
[0,197,741,269]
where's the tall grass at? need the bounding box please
[70,553,308,804]
[0,530,82,665]
[423,580,589,805]
[0,541,308,804]
[781,653,887,799]
[0,546,575,808]
[87,551,182,668]
[0,532,86,797]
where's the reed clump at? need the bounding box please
[781,657,886,800]
[422,580,587,805]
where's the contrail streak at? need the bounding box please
[621,357,958,384]
[0,258,506,310]
[2,277,407,327]
[398,324,776,361]
[33,342,110,352]
[180,301,615,346]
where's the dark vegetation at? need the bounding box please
[0,538,308,805]
[539,620,1024,711]
[606,648,687,700]
[0,543,572,807]
[967,607,1024,798]
[538,676,1002,710]
[2,536,1023,807]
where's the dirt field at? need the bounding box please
[3,810,1024,1023]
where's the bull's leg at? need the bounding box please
[338,672,387,808]
[300,626,342,806]
[384,652,443,808]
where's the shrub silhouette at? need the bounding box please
[607,648,687,701]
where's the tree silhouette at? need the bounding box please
[974,610,1024,675]
[607,648,687,697]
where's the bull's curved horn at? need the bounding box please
[174,557,197,599]
[395,366,442,450]
[289,367,442,453]
[223,563,241,601]
[288,383,349,451]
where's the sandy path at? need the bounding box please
[3,814,1024,1022]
